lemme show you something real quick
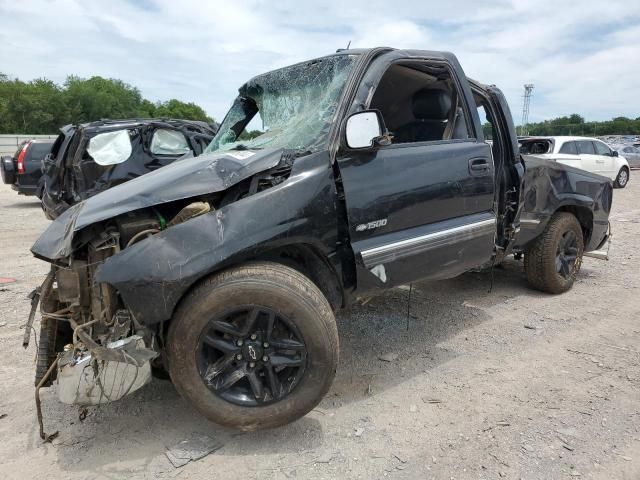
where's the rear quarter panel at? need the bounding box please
[514,156,612,252]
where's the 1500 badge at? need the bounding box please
[355,218,388,232]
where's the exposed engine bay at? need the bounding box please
[36,203,213,399]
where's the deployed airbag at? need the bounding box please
[87,130,133,166]
[150,129,190,155]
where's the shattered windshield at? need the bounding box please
[205,54,358,154]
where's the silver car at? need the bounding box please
[613,145,640,169]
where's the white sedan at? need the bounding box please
[520,136,630,188]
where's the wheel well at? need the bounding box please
[556,206,593,245]
[165,244,344,339]
[251,244,344,312]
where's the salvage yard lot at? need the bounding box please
[0,181,638,480]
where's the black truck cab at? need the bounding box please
[336,49,522,292]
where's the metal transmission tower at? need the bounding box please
[520,84,534,136]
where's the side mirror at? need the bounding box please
[345,110,384,149]
[612,150,619,157]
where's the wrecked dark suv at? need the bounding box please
[29,48,612,436]
[37,118,217,219]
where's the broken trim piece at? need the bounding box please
[369,264,387,282]
[361,217,496,268]
[519,218,541,226]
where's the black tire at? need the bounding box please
[35,318,58,387]
[614,167,629,188]
[34,271,72,387]
[1,156,15,185]
[167,261,339,431]
[35,315,73,386]
[524,212,584,294]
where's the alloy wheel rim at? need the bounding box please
[196,307,307,407]
[555,230,579,280]
[618,170,628,186]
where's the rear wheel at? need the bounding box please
[167,261,339,431]
[614,167,629,188]
[524,212,584,294]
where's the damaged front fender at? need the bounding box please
[94,152,341,325]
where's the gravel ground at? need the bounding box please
[0,179,638,480]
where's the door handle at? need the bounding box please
[469,158,490,173]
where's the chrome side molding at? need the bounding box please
[361,218,496,268]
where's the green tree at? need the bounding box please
[0,73,216,133]
[63,76,145,122]
[525,114,640,136]
[0,74,67,133]
[567,114,585,125]
[482,122,493,140]
[238,129,263,141]
[153,99,213,123]
[139,99,157,117]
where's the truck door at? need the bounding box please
[336,57,496,291]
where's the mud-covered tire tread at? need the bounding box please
[524,212,584,294]
[168,261,339,431]
[614,167,629,188]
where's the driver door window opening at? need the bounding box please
[369,62,472,144]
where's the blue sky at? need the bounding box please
[1,0,638,123]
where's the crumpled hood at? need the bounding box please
[31,148,285,260]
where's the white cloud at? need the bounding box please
[0,0,638,122]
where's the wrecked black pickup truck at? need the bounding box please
[37,118,217,219]
[29,48,612,436]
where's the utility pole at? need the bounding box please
[520,84,534,136]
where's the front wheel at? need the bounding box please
[167,262,339,431]
[614,167,629,188]
[524,212,584,294]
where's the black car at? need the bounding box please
[37,118,217,219]
[1,139,55,195]
[30,48,612,437]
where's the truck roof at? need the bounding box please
[243,47,460,83]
